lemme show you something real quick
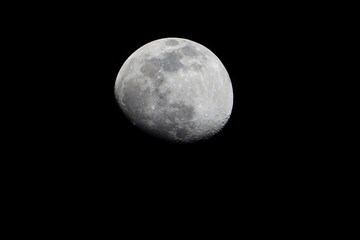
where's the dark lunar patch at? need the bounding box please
[148,101,195,141]
[158,92,166,99]
[191,63,202,71]
[140,58,161,77]
[165,39,179,46]
[153,74,165,89]
[156,91,170,107]
[169,102,195,120]
[153,74,169,107]
[162,51,183,72]
[180,45,199,57]
[122,78,151,124]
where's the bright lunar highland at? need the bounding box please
[114,38,233,143]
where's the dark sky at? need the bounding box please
[10,2,334,235]
[67,9,304,149]
[35,2,322,177]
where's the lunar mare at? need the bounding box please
[115,38,233,142]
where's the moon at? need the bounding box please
[114,37,233,143]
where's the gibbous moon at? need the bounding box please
[114,37,233,143]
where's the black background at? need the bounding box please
[42,4,318,197]
[51,4,317,167]
[13,2,335,236]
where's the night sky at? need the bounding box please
[38,2,321,184]
[20,3,327,235]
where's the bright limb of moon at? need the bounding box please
[114,37,233,143]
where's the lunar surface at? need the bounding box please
[114,38,233,143]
